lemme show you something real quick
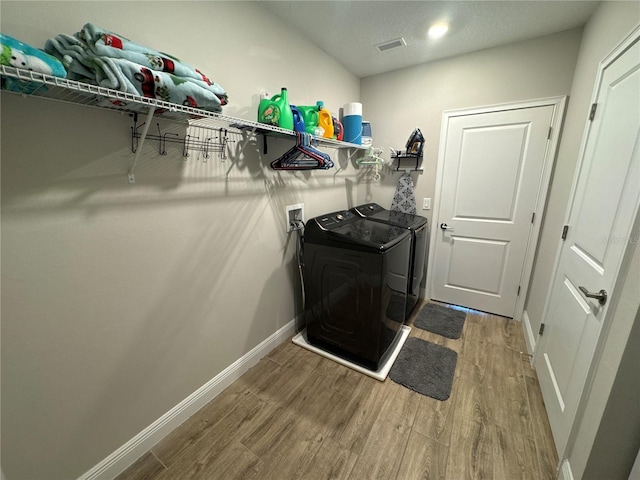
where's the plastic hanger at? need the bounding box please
[271,132,334,170]
[357,147,385,165]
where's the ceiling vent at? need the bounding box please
[375,37,407,52]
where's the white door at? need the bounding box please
[535,37,640,457]
[431,102,560,317]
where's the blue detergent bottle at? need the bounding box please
[290,105,306,132]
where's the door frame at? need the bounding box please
[535,24,640,473]
[427,96,567,319]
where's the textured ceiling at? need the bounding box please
[259,1,601,77]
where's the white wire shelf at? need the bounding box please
[0,65,366,151]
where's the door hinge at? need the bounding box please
[539,323,545,335]
[562,225,569,240]
[531,212,536,224]
[517,285,521,296]
[547,126,552,139]
[589,103,598,121]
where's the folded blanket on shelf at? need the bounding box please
[0,32,67,93]
[45,23,228,113]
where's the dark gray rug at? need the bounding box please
[413,303,466,339]
[389,337,457,401]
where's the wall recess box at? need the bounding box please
[286,203,305,232]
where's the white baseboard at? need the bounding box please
[78,318,297,480]
[522,310,537,356]
[558,459,574,480]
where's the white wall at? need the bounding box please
[359,28,583,291]
[0,2,359,478]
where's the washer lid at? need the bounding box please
[328,218,410,251]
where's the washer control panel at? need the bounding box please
[315,210,355,230]
[352,202,384,217]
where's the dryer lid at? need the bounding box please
[328,218,410,251]
[352,203,427,229]
[370,209,427,229]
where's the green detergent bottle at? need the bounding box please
[258,87,294,130]
[296,105,319,135]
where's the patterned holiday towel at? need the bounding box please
[1,33,67,93]
[45,23,227,112]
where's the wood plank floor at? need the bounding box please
[118,302,558,479]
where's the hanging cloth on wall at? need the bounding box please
[390,172,417,214]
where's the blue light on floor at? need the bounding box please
[447,304,483,315]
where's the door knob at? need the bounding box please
[440,223,454,231]
[578,286,607,306]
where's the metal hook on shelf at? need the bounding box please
[183,134,199,158]
[156,124,179,156]
[219,128,228,161]
[161,131,179,155]
[156,123,179,156]
[202,137,214,162]
[130,113,144,154]
[156,124,163,155]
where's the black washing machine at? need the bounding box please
[351,203,428,319]
[303,209,411,371]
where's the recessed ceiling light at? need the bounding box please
[428,22,449,39]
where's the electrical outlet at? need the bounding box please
[422,198,431,210]
[260,91,271,100]
[286,203,305,232]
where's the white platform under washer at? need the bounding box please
[292,325,411,381]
